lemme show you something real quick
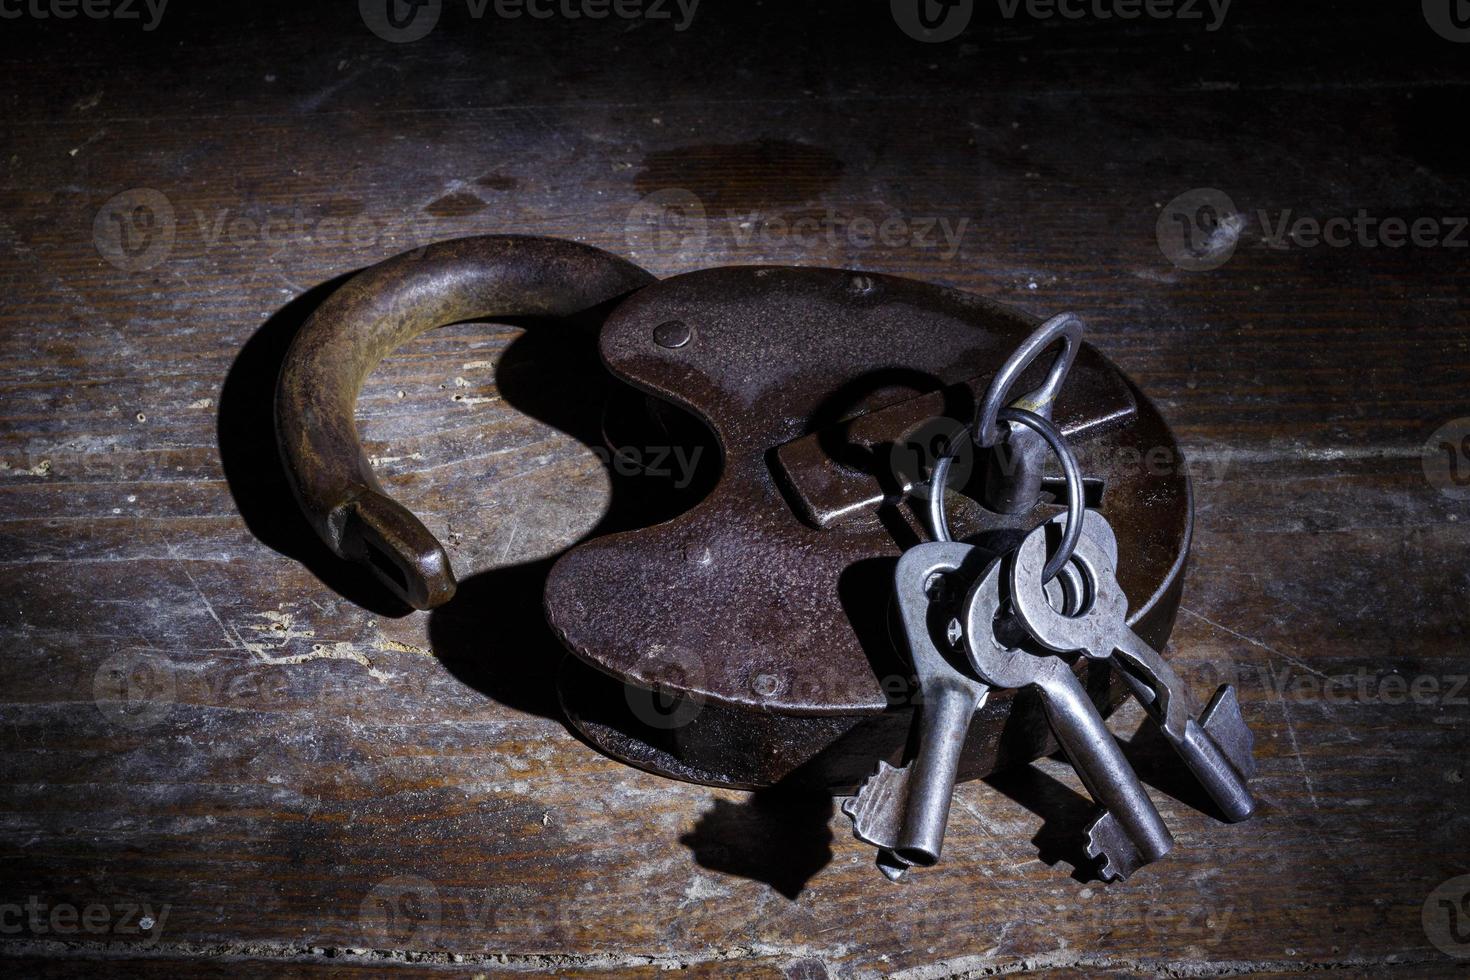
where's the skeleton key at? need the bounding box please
[843,541,992,880]
[1008,512,1258,824]
[962,528,1175,882]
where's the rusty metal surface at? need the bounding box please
[772,356,1134,530]
[544,265,1192,789]
[271,240,1191,792]
[275,235,653,609]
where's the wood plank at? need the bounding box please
[1,1,1466,975]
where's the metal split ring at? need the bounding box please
[973,312,1082,450]
[926,408,1084,582]
[927,312,1088,583]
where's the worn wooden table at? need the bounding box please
[2,2,1467,976]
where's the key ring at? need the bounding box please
[973,313,1082,450]
[926,409,1083,581]
[927,313,1086,580]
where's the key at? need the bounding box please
[961,527,1175,882]
[1006,512,1258,824]
[843,541,992,880]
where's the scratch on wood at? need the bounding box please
[1178,606,1327,680]
[1273,680,1321,814]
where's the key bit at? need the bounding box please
[843,541,991,880]
[1200,685,1256,781]
[1086,810,1153,883]
[842,761,917,881]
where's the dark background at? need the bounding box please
[1,1,1467,976]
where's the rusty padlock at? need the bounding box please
[276,235,1190,793]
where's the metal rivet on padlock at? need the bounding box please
[654,319,692,348]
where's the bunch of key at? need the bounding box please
[843,510,1257,882]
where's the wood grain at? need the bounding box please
[1,2,1466,975]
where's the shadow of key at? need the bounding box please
[680,786,834,900]
[984,760,1104,883]
[1119,716,1230,821]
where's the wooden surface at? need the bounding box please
[2,2,1467,976]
